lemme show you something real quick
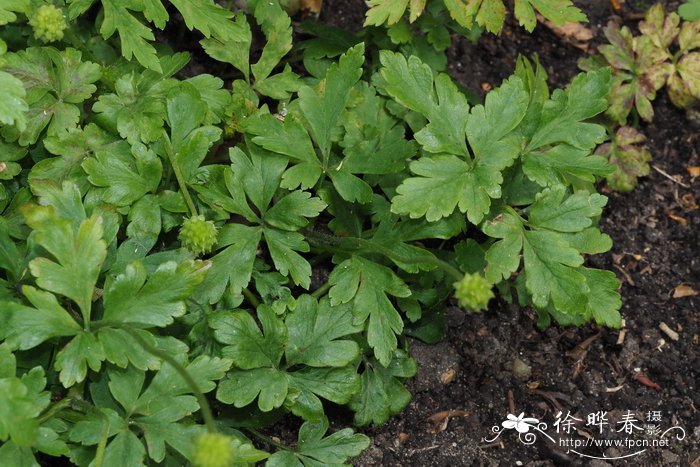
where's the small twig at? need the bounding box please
[406,445,441,457]
[507,389,516,415]
[613,264,636,286]
[652,165,690,188]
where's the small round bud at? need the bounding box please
[30,5,67,43]
[192,432,233,467]
[179,215,218,256]
[453,273,494,312]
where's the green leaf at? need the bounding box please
[514,0,587,32]
[525,228,587,311]
[391,155,475,222]
[528,186,607,232]
[526,68,611,151]
[163,88,222,182]
[101,260,208,327]
[23,206,106,323]
[1,48,101,145]
[387,64,528,224]
[350,351,416,426]
[0,71,27,130]
[250,0,293,82]
[92,74,167,145]
[3,286,81,350]
[212,306,286,370]
[33,124,121,189]
[0,352,49,447]
[218,367,288,411]
[679,0,700,21]
[298,43,365,158]
[328,256,411,366]
[200,12,251,79]
[265,191,326,231]
[98,328,160,370]
[522,144,613,187]
[101,430,147,466]
[194,224,262,304]
[55,331,105,387]
[579,268,621,327]
[100,0,161,72]
[227,146,287,216]
[0,217,22,280]
[0,0,28,25]
[364,0,409,26]
[170,0,247,42]
[483,212,525,283]
[285,295,362,367]
[380,51,469,155]
[247,113,319,167]
[83,142,162,206]
[267,417,369,466]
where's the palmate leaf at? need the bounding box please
[100,260,208,328]
[86,0,247,71]
[515,58,614,188]
[349,350,416,426]
[22,205,106,323]
[482,187,621,326]
[161,87,222,183]
[595,126,651,192]
[266,417,369,467]
[82,142,162,207]
[214,299,361,419]
[298,43,365,160]
[328,255,411,366]
[0,47,100,146]
[71,356,232,464]
[383,51,529,224]
[99,0,161,72]
[169,0,247,42]
[193,146,325,291]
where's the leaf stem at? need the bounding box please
[245,428,290,451]
[161,130,198,218]
[311,280,331,299]
[37,397,72,425]
[242,287,262,308]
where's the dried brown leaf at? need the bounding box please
[673,284,698,298]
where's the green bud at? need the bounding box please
[179,215,218,256]
[453,273,494,311]
[30,5,67,43]
[192,432,233,467]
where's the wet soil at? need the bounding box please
[319,0,700,465]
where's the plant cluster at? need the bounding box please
[0,0,623,465]
[581,3,700,191]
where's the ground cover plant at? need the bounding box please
[0,0,681,465]
[581,3,700,191]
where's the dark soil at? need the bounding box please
[318,0,700,465]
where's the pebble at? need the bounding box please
[512,357,532,381]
